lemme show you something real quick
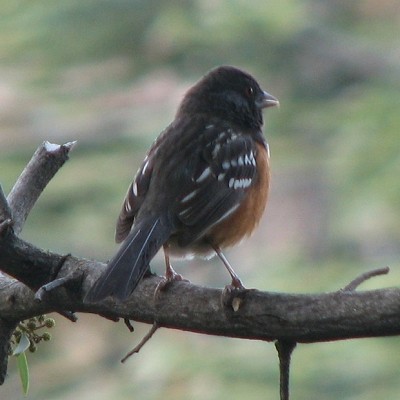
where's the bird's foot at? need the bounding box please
[153,267,190,301]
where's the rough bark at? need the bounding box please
[0,141,399,391]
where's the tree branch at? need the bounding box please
[0,141,77,382]
[2,236,400,343]
[1,141,400,389]
[7,141,76,234]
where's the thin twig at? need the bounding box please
[343,267,390,292]
[58,311,78,322]
[7,141,76,234]
[275,340,297,400]
[35,276,73,301]
[124,319,135,332]
[34,255,79,323]
[34,254,74,301]
[121,322,159,363]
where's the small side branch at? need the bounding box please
[343,267,390,291]
[275,340,296,400]
[7,141,76,234]
[121,322,160,363]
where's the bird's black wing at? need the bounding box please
[114,124,173,243]
[173,122,260,245]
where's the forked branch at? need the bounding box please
[0,141,399,394]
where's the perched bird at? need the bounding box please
[85,65,279,302]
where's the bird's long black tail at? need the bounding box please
[85,216,172,302]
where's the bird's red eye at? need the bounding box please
[245,86,254,97]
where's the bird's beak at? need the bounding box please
[256,90,279,109]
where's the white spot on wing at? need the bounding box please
[125,201,132,212]
[178,206,193,217]
[196,167,211,183]
[217,131,227,141]
[142,159,150,175]
[217,173,225,181]
[222,161,230,170]
[181,190,198,203]
[132,182,138,197]
[229,178,253,190]
[251,152,256,166]
[226,132,238,142]
[212,143,221,158]
[210,203,240,226]
[244,153,252,165]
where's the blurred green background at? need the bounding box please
[1,0,400,399]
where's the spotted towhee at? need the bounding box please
[85,66,279,302]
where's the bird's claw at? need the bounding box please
[153,271,190,301]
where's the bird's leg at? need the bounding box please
[154,244,188,298]
[212,245,245,289]
[163,244,183,282]
[212,245,248,311]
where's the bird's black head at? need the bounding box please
[178,66,279,130]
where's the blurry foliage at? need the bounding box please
[1,0,400,399]
[0,0,304,76]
